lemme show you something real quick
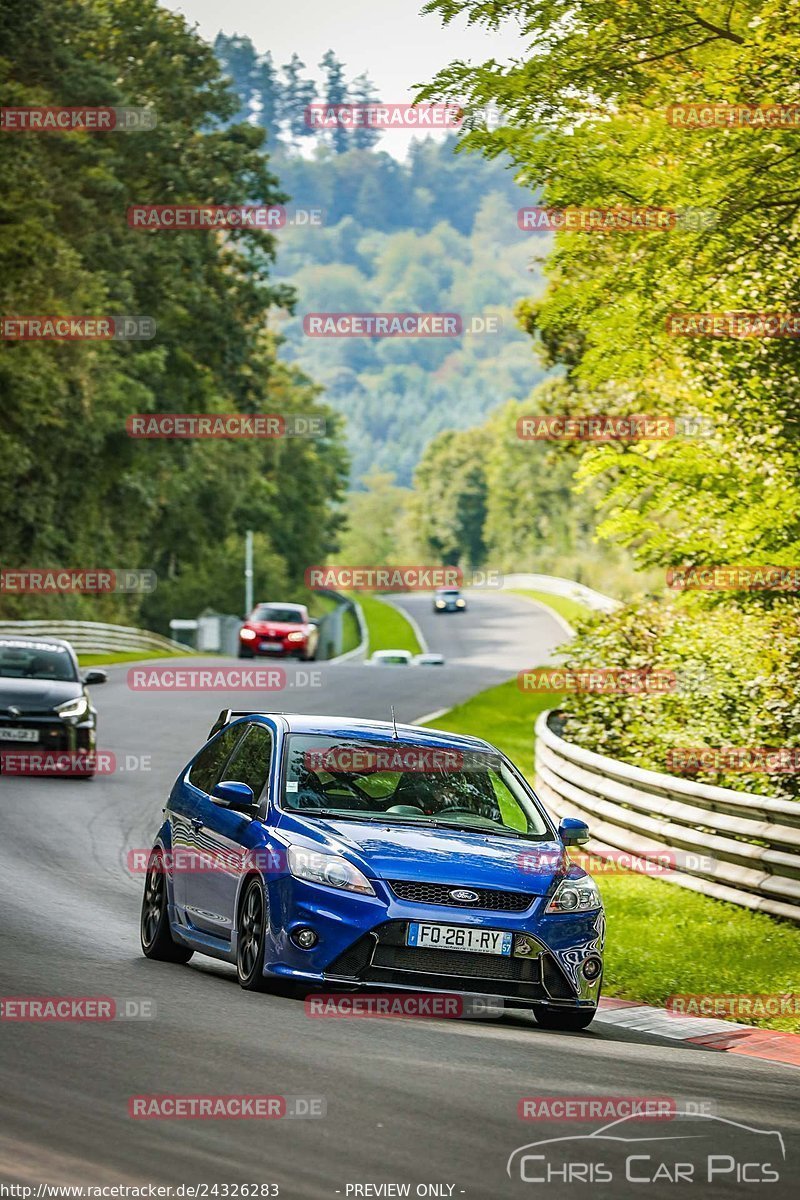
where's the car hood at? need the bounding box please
[248,621,303,634]
[280,814,564,896]
[0,678,81,711]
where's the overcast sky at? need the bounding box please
[162,0,526,152]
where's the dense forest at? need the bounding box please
[213,35,548,485]
[0,1,347,629]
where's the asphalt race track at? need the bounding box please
[0,590,797,1198]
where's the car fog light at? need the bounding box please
[292,927,318,950]
[582,956,602,980]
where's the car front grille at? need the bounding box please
[372,943,527,980]
[387,879,533,912]
[324,921,576,1002]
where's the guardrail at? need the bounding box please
[502,573,620,613]
[313,589,367,661]
[0,620,184,656]
[534,710,800,924]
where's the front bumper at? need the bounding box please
[264,876,603,1008]
[0,715,95,754]
[241,636,307,656]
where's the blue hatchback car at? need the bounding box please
[140,711,604,1029]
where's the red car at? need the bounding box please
[238,602,319,661]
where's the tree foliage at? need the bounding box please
[0,0,347,629]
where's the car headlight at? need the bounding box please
[545,876,602,914]
[286,632,305,642]
[287,846,375,895]
[456,599,466,608]
[55,695,90,722]
[435,601,446,609]
[240,628,257,641]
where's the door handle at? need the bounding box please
[190,818,204,831]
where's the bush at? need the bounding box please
[557,597,800,799]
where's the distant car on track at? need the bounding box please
[0,636,106,777]
[140,709,603,1029]
[239,602,318,661]
[368,649,412,666]
[433,587,466,613]
[414,653,445,666]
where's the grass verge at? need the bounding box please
[79,648,197,667]
[423,676,800,1032]
[354,592,422,656]
[511,588,594,627]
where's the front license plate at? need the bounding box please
[407,923,512,955]
[0,727,39,743]
[259,641,284,652]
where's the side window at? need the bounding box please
[188,726,243,794]
[220,724,273,802]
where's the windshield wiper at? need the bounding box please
[288,808,375,822]
[422,820,536,839]
[287,809,542,838]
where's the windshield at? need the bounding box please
[282,734,550,838]
[252,605,304,624]
[0,641,77,682]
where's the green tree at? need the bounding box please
[0,0,347,629]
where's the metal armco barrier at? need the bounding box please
[0,620,184,656]
[534,710,800,924]
[501,573,619,613]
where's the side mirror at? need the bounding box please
[211,780,258,815]
[82,670,107,685]
[559,817,590,846]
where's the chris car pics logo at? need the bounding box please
[507,1112,785,1185]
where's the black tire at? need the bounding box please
[140,848,194,963]
[533,1005,597,1031]
[238,646,255,659]
[236,877,270,991]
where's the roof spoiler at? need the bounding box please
[208,709,252,740]
[207,709,283,740]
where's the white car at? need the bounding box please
[369,649,412,666]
